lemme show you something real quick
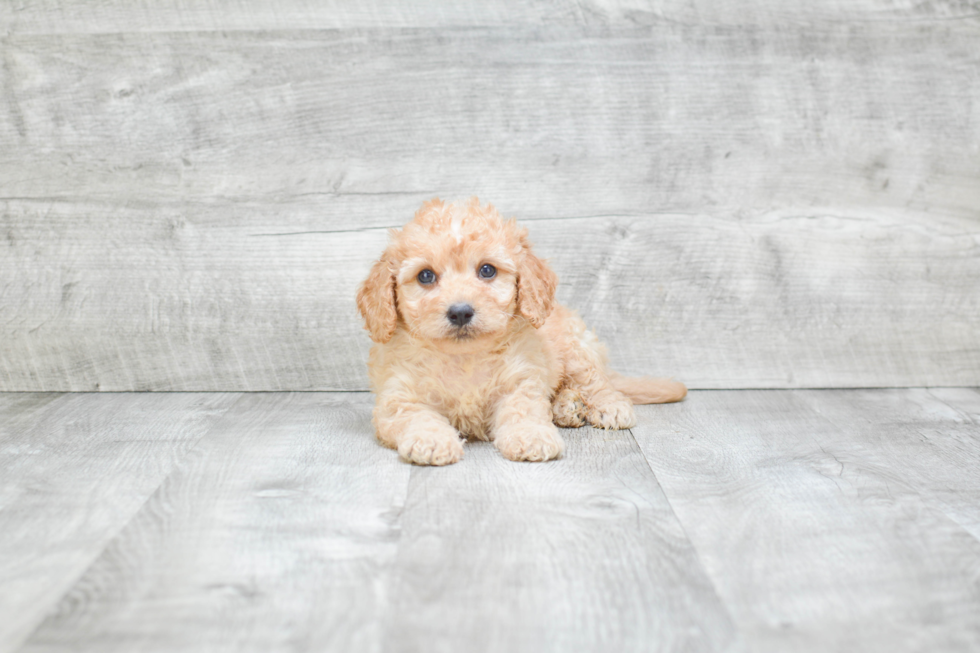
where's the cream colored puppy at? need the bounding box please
[357,198,686,465]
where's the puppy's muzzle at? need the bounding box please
[446,303,475,327]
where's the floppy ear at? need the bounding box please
[356,252,398,343]
[516,231,558,328]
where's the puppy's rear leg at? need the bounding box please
[558,329,637,430]
[577,378,637,430]
[374,391,464,466]
[552,386,588,427]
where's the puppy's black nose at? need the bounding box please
[446,303,475,327]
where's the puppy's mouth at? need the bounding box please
[449,326,476,340]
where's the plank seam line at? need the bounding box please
[0,385,980,395]
[9,392,246,650]
[624,425,740,631]
[4,387,978,395]
[3,16,980,39]
[715,385,980,392]
[242,213,694,237]
[920,388,980,547]
[248,228,386,237]
[0,390,377,395]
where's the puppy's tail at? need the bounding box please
[608,372,687,404]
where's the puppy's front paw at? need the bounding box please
[588,392,637,429]
[496,423,565,462]
[552,387,587,428]
[397,426,464,466]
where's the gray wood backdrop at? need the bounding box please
[1,1,978,391]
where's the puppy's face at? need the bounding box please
[395,226,518,345]
[357,198,557,349]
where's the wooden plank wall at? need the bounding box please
[1,1,978,391]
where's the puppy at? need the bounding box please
[356,198,686,465]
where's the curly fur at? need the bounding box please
[356,198,686,465]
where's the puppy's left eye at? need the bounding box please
[478,264,497,279]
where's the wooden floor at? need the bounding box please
[2,389,978,652]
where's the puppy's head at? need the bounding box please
[356,198,557,347]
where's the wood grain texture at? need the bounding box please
[382,430,735,653]
[10,394,734,653]
[2,202,977,390]
[630,390,980,652]
[798,387,980,541]
[3,24,978,217]
[2,6,978,391]
[4,0,980,33]
[0,199,385,391]
[2,389,979,651]
[17,393,412,653]
[0,392,240,653]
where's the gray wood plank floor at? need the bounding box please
[2,389,978,652]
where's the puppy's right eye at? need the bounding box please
[417,269,437,285]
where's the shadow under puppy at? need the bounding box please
[357,198,686,465]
